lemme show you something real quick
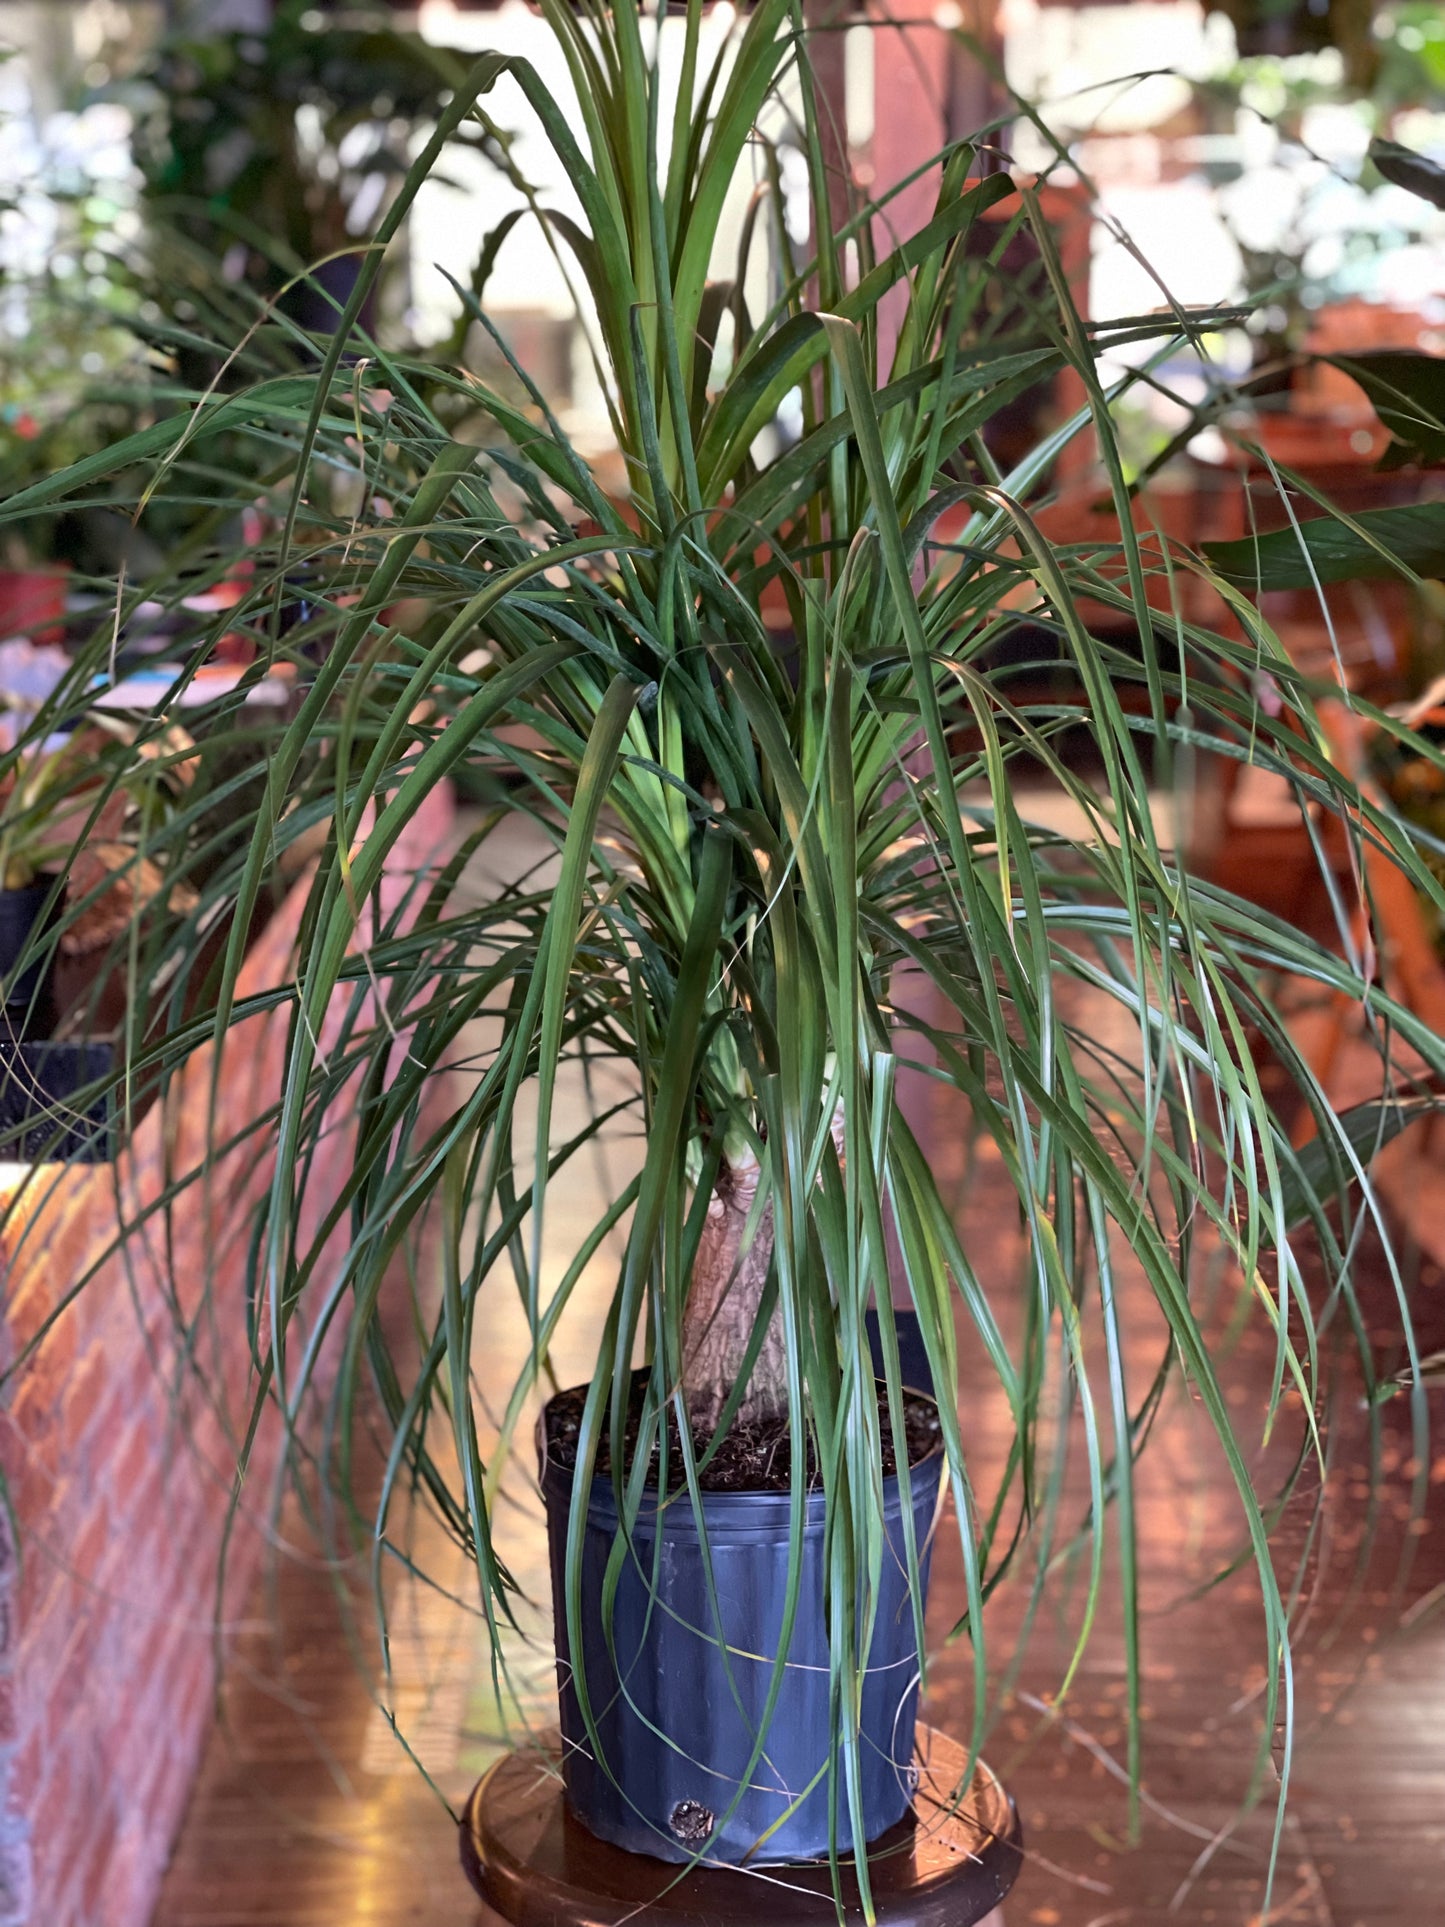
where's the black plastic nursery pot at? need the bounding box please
[540,1384,945,1867]
[0,878,61,1042]
[0,1043,113,1161]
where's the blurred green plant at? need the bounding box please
[2,0,479,570]
[1204,0,1445,92]
[109,0,473,326]
[0,42,154,567]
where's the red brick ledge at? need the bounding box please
[0,782,456,1927]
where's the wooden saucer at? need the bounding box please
[460,1724,1022,1925]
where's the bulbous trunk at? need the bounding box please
[679,1156,786,1439]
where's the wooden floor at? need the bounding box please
[151,835,1445,1927]
[150,1172,1445,1927]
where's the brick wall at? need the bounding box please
[0,783,454,1927]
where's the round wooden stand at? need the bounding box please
[460,1724,1022,1925]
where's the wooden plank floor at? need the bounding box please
[150,1161,1445,1927]
[921,1125,1445,1927]
[150,832,1445,1927]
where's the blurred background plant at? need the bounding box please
[0,21,154,580]
[102,0,472,342]
[1005,0,1445,471]
[0,0,476,594]
[1197,6,1445,381]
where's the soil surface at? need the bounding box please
[543,1370,941,1494]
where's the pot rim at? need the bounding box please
[537,1378,945,1537]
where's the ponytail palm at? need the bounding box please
[7,1,1445,1911]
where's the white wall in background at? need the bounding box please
[1092,179,1241,324]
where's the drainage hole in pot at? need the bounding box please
[669,1800,714,1845]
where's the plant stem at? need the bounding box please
[680,1153,786,1436]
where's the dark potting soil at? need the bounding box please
[544,1373,942,1494]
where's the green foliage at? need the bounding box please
[1370,135,1445,209]
[1207,1,1377,82]
[1336,348,1445,468]
[1187,52,1444,375]
[0,54,152,565]
[1205,500,1445,587]
[1372,7,1445,109]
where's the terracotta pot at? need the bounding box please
[0,567,69,645]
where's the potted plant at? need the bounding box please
[0,642,88,1039]
[0,644,200,1046]
[10,4,1445,1918]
